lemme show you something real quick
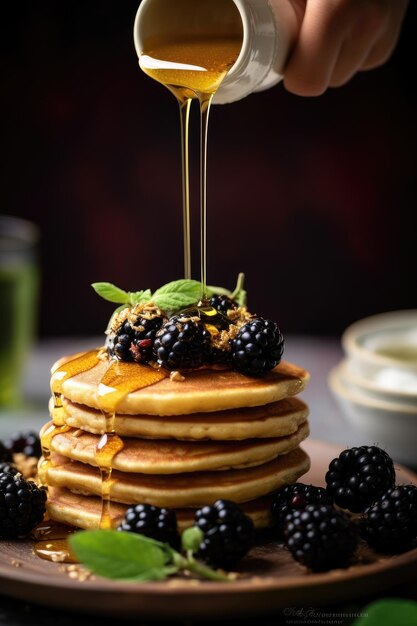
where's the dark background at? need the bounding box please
[1,1,416,338]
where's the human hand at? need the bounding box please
[284,0,409,96]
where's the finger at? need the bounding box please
[361,0,409,70]
[284,0,349,96]
[329,12,385,87]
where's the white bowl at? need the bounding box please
[329,366,417,466]
[342,310,417,379]
[337,359,417,407]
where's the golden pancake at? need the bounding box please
[41,420,309,473]
[52,352,309,415]
[55,396,309,440]
[45,446,310,507]
[47,487,273,531]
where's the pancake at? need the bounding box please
[55,396,309,440]
[45,350,311,536]
[47,487,273,531]
[41,420,309,473]
[53,353,309,415]
[45,446,310,507]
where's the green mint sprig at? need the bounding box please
[69,529,231,583]
[209,272,247,307]
[152,279,203,312]
[91,283,152,307]
[92,273,247,316]
[352,599,417,626]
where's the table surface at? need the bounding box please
[0,336,415,625]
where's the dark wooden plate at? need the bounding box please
[1,439,416,618]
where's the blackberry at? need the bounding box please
[153,315,211,370]
[208,345,232,366]
[108,314,165,363]
[4,431,41,459]
[271,483,333,529]
[195,499,254,569]
[118,504,180,549]
[0,442,12,463]
[209,295,237,316]
[363,485,417,552]
[128,315,165,363]
[283,504,357,572]
[325,446,395,513]
[109,325,133,361]
[0,473,47,538]
[0,462,19,476]
[184,304,230,331]
[231,318,284,376]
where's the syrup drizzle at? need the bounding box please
[139,36,241,292]
[95,360,166,529]
[32,521,77,564]
[198,92,213,298]
[179,95,192,279]
[50,350,101,394]
[40,351,102,489]
[39,350,168,561]
[50,351,101,431]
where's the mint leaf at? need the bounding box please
[353,600,417,626]
[153,279,202,299]
[69,530,178,582]
[92,283,130,305]
[92,284,154,309]
[93,274,247,315]
[70,529,232,583]
[127,290,144,305]
[153,293,197,313]
[152,279,205,314]
[127,289,153,306]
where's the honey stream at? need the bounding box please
[139,36,241,296]
[38,350,166,561]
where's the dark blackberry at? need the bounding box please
[209,295,238,316]
[195,499,254,569]
[185,304,230,331]
[182,305,232,366]
[117,504,180,549]
[128,316,165,363]
[0,442,13,463]
[4,431,41,459]
[231,318,284,376]
[363,485,417,552]
[283,504,357,572]
[271,483,333,529]
[0,462,19,476]
[153,315,211,370]
[325,446,395,513]
[108,314,165,363]
[208,345,232,366]
[0,473,47,538]
[109,325,132,361]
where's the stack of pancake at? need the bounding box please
[41,352,311,530]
